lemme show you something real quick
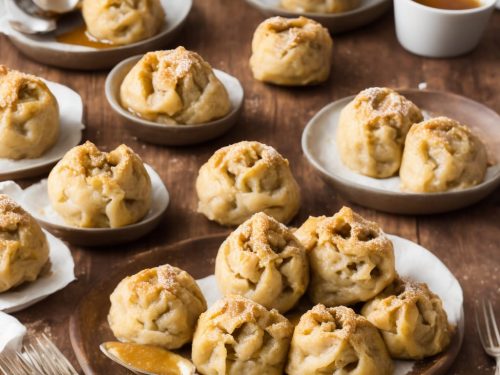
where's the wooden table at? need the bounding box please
[2,1,499,374]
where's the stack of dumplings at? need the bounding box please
[106,205,453,374]
[337,87,488,192]
[0,65,59,160]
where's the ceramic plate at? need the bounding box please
[69,233,464,375]
[302,89,500,214]
[16,165,169,247]
[0,80,84,181]
[244,0,391,33]
[0,0,192,70]
[105,56,244,146]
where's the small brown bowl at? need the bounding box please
[105,55,244,146]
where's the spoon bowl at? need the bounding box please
[5,0,57,34]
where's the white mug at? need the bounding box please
[394,0,496,58]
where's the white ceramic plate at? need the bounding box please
[302,89,500,214]
[196,233,465,375]
[105,56,244,146]
[244,0,391,33]
[0,0,192,70]
[0,80,84,181]
[13,165,170,246]
[0,228,75,314]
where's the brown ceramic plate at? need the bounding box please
[302,89,500,214]
[69,233,464,375]
[105,56,244,146]
[1,0,191,70]
[244,0,391,33]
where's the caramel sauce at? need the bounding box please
[56,25,115,49]
[413,0,481,10]
[103,342,194,375]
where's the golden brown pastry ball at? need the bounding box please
[400,116,488,192]
[192,296,293,375]
[250,17,333,86]
[82,0,165,45]
[362,278,452,359]
[281,0,361,13]
[196,141,301,226]
[0,65,59,160]
[48,141,152,228]
[0,195,49,293]
[294,206,396,306]
[286,304,393,375]
[108,264,207,349]
[215,212,309,313]
[337,87,423,178]
[120,47,231,125]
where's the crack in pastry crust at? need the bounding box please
[47,141,152,228]
[120,47,231,125]
[192,296,293,375]
[281,0,361,13]
[250,17,333,86]
[286,304,393,375]
[337,87,423,178]
[196,141,301,226]
[400,116,488,192]
[0,195,50,293]
[215,212,309,313]
[0,65,59,160]
[108,264,207,350]
[361,277,452,359]
[294,206,396,307]
[82,0,165,45]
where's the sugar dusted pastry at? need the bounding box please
[192,296,293,375]
[362,278,452,359]
[337,87,423,178]
[0,65,59,160]
[0,195,49,293]
[286,305,393,375]
[120,47,231,125]
[215,212,308,313]
[82,0,165,45]
[196,141,301,226]
[294,206,396,306]
[108,264,207,349]
[250,17,333,86]
[281,0,361,13]
[400,116,488,192]
[48,141,152,228]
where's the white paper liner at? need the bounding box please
[0,0,190,52]
[196,234,464,375]
[0,182,76,313]
[0,79,84,177]
[0,312,26,352]
[11,165,169,230]
[304,98,499,193]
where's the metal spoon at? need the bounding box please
[99,342,196,375]
[5,0,57,34]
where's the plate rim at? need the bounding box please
[302,88,500,199]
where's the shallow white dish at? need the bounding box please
[0,80,84,181]
[0,0,192,70]
[302,89,500,214]
[13,165,169,246]
[244,0,391,33]
[106,55,244,146]
[196,233,465,375]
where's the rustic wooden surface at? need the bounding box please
[1,0,499,374]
